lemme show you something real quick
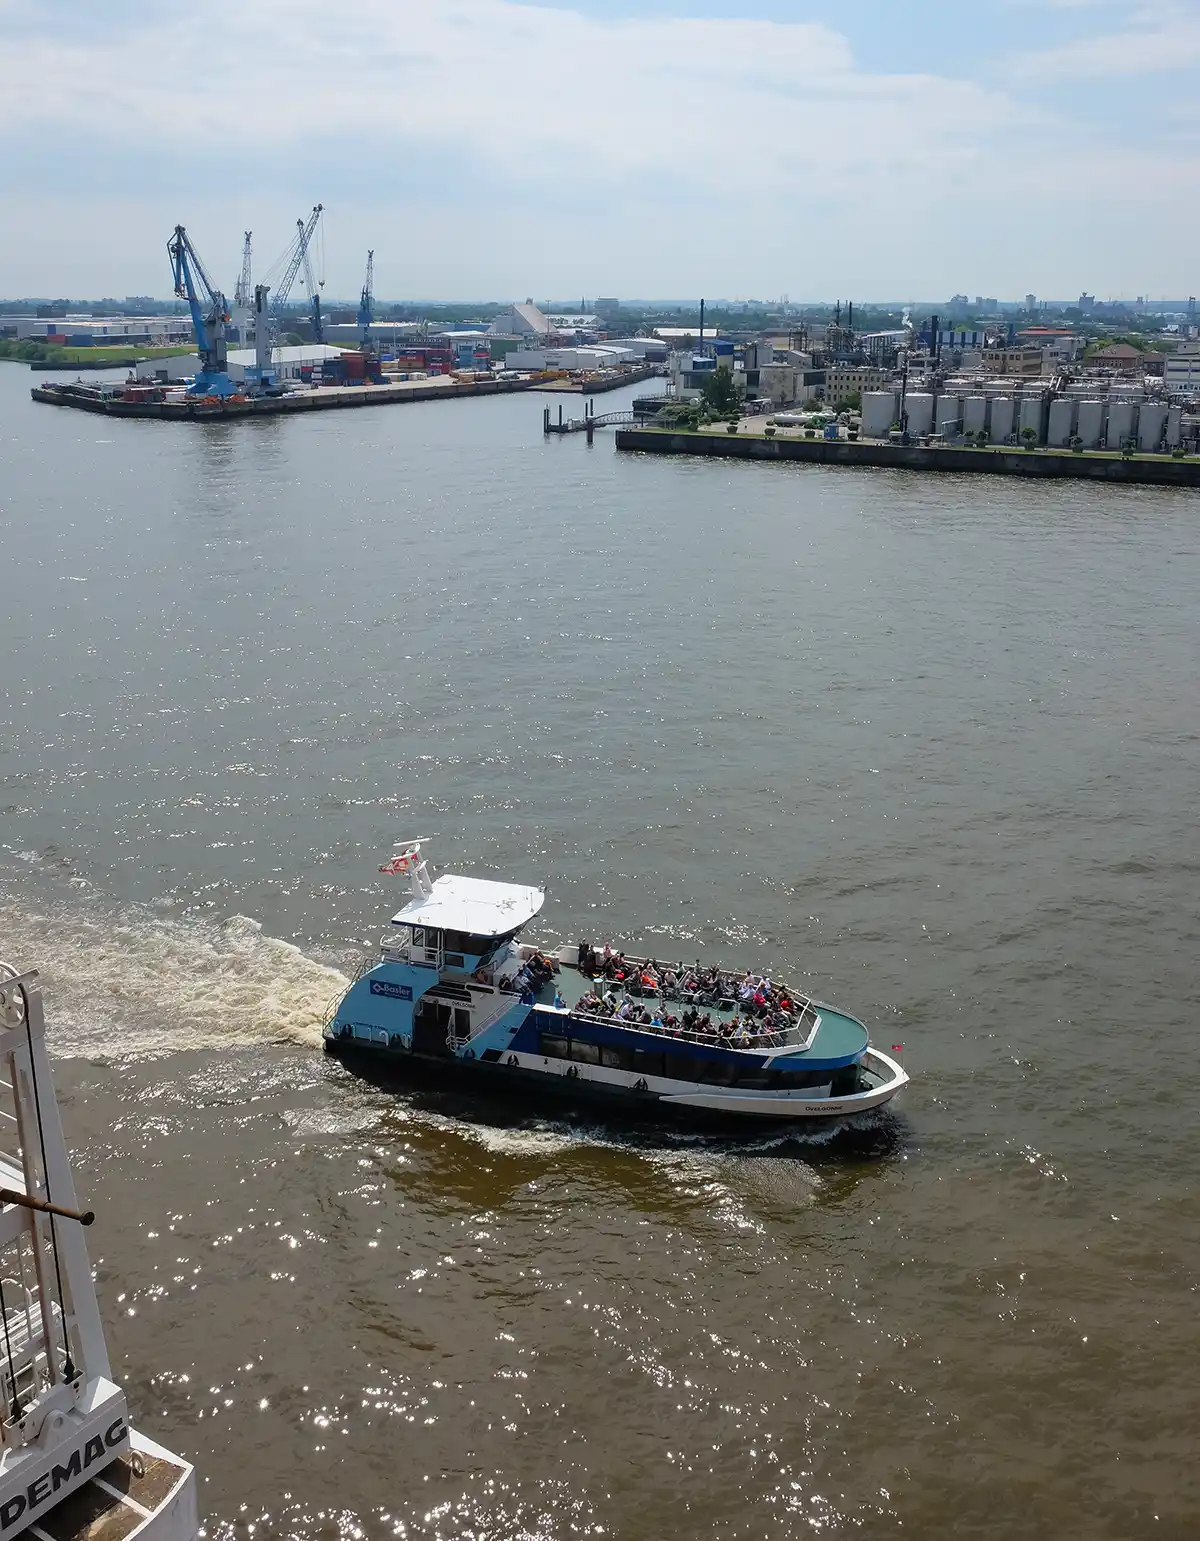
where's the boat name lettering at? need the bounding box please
[370,981,413,1000]
[0,1417,128,1532]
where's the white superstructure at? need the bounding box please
[0,963,198,1541]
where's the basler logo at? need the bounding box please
[0,1416,128,1534]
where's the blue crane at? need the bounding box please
[268,204,324,344]
[358,250,374,347]
[167,224,237,397]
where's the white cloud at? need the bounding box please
[1013,1,1200,79]
[1,0,1199,297]
[0,0,1014,189]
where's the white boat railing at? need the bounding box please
[379,935,443,969]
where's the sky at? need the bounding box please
[2,0,1199,303]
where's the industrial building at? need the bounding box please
[488,302,552,338]
[321,320,424,348]
[823,363,890,405]
[2,315,193,346]
[137,344,351,385]
[503,344,639,373]
[1163,345,1200,396]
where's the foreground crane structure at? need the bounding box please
[167,224,236,397]
[269,204,325,345]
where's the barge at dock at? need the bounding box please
[323,843,908,1129]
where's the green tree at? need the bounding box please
[699,364,743,416]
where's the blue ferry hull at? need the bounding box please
[323,1031,899,1134]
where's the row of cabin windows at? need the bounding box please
[538,1034,834,1090]
[405,926,513,960]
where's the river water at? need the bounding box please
[1,361,1197,1539]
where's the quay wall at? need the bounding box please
[613,427,1200,487]
[31,376,533,420]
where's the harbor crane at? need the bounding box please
[358,250,374,346]
[268,204,325,344]
[167,224,237,397]
[233,231,253,309]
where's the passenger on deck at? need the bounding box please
[553,989,566,1010]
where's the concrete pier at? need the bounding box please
[614,426,1200,488]
[31,374,532,420]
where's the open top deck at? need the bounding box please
[529,947,869,1064]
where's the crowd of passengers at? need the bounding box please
[498,949,558,1005]
[498,943,804,1043]
[573,989,791,1047]
[576,942,801,1018]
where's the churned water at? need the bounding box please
[1,362,1198,1538]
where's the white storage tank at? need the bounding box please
[905,393,934,435]
[1138,403,1167,450]
[862,391,897,438]
[1076,399,1104,448]
[963,396,987,437]
[989,397,1014,444]
[1166,405,1183,448]
[1047,398,1074,447]
[935,396,962,437]
[1018,395,1045,444]
[1107,400,1135,450]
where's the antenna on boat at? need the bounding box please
[378,837,435,898]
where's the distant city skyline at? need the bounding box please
[3,0,1199,300]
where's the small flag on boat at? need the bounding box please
[379,852,415,874]
[891,1044,904,1053]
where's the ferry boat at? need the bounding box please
[0,962,198,1541]
[324,844,908,1126]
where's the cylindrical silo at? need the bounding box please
[1166,406,1183,448]
[1138,403,1167,450]
[1018,395,1045,443]
[1047,398,1074,447]
[1107,400,1134,449]
[935,395,962,436]
[905,393,934,435]
[989,397,1014,443]
[862,391,897,438]
[1076,399,1104,447]
[963,396,987,437]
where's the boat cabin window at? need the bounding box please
[540,1035,569,1059]
[569,1040,601,1065]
